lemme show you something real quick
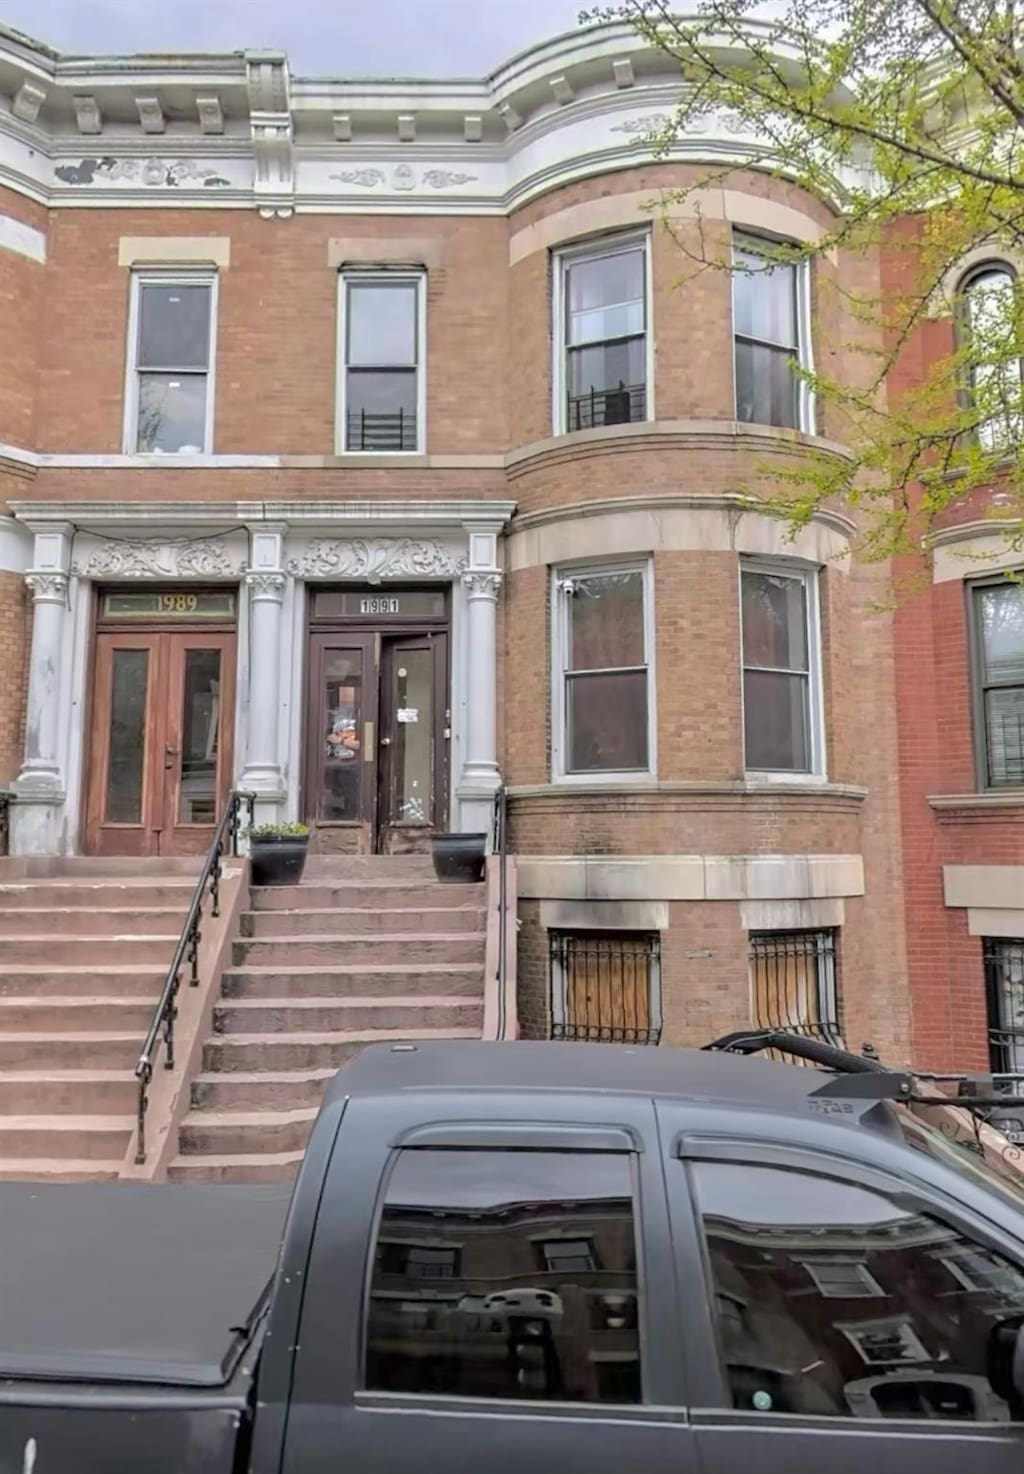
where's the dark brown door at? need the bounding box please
[85,630,235,856]
[306,631,448,853]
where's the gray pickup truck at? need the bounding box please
[4,1038,1024,1474]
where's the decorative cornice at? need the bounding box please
[507,490,858,542]
[71,536,239,579]
[287,536,467,581]
[8,499,517,530]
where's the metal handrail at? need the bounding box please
[0,790,11,857]
[134,789,254,1163]
[492,784,509,1040]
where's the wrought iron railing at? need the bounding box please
[550,931,661,1045]
[346,408,417,451]
[134,789,254,1164]
[750,929,844,1047]
[0,790,11,857]
[567,381,646,431]
[492,785,510,1039]
[986,936,1024,1074]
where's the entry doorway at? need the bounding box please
[84,589,237,856]
[304,588,449,853]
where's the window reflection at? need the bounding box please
[694,1161,1024,1422]
[365,1149,641,1404]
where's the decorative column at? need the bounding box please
[457,523,504,836]
[239,525,288,823]
[11,525,72,855]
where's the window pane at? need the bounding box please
[742,571,808,671]
[366,1149,641,1403]
[694,1160,1024,1420]
[347,282,417,367]
[346,368,417,451]
[978,583,1024,684]
[177,648,221,824]
[569,570,645,671]
[136,374,208,454]
[320,649,363,821]
[733,245,797,348]
[744,669,810,771]
[104,649,149,823]
[137,283,211,370]
[387,646,433,826]
[568,670,648,772]
[735,340,799,428]
[566,249,644,347]
[567,340,646,428]
[984,686,1024,785]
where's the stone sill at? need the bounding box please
[507,780,868,803]
[929,791,1024,813]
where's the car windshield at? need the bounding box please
[897,1106,1024,1213]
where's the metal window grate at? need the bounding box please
[750,929,842,1046]
[550,931,661,1045]
[567,382,646,431]
[985,937,1024,1071]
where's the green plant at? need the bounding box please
[248,822,310,839]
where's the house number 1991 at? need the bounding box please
[360,597,400,614]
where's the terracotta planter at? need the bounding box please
[250,832,310,887]
[430,832,487,884]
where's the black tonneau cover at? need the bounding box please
[0,1181,290,1387]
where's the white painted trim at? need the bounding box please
[517,853,865,901]
[551,228,652,437]
[8,498,517,529]
[335,268,426,456]
[740,556,826,781]
[550,556,656,784]
[967,908,1024,939]
[0,212,45,263]
[0,515,30,575]
[122,268,219,455]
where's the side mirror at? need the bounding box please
[988,1317,1024,1405]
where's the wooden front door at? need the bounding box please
[85,630,236,856]
[306,630,448,853]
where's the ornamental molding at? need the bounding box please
[72,537,240,579]
[330,165,478,191]
[463,571,503,599]
[244,570,287,600]
[288,537,467,581]
[25,572,67,602]
[54,157,232,188]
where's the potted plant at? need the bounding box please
[430,831,487,884]
[248,822,311,887]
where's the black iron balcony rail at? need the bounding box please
[346,408,418,452]
[134,789,254,1164]
[567,381,646,431]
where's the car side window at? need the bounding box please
[365,1148,641,1404]
[691,1160,1024,1422]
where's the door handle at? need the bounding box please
[380,736,391,747]
[164,744,179,771]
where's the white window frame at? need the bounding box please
[551,230,654,437]
[739,558,826,782]
[551,558,657,784]
[122,269,218,455]
[732,231,815,435]
[802,1259,883,1298]
[335,269,426,455]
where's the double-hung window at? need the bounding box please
[126,274,216,454]
[741,562,823,775]
[733,233,812,432]
[959,264,1023,452]
[971,577,1024,787]
[553,563,654,778]
[555,235,649,433]
[339,272,424,452]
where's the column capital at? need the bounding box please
[462,570,502,600]
[245,570,287,602]
[25,572,68,603]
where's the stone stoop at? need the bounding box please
[167,855,487,1183]
[0,861,200,1181]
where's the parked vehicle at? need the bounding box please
[5,1037,1024,1472]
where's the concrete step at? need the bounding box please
[0,858,204,879]
[214,995,483,1035]
[204,1025,479,1073]
[179,1106,319,1157]
[233,933,485,967]
[191,1067,336,1112]
[0,907,188,937]
[166,1150,304,1184]
[0,1159,124,1182]
[0,967,167,998]
[0,1115,133,1160]
[221,964,484,999]
[251,881,482,911]
[0,1033,143,1069]
[240,906,484,938]
[0,1071,138,1114]
[0,881,196,909]
[2,935,178,966]
[0,997,157,1033]
[302,856,436,880]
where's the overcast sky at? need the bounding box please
[3,0,592,76]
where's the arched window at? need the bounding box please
[959,263,1023,451]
